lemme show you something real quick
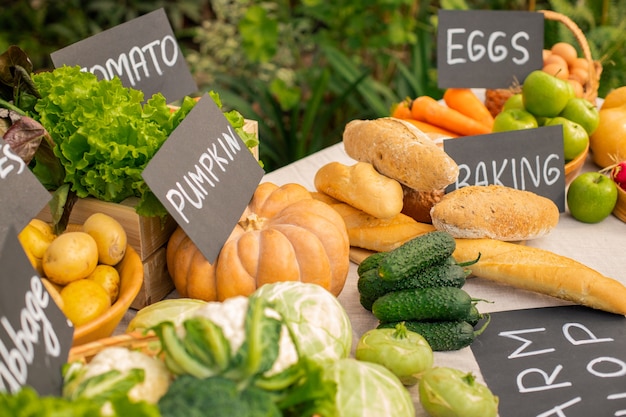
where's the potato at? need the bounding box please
[43,232,99,285]
[82,213,127,266]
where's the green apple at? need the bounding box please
[567,172,618,223]
[502,93,524,111]
[544,116,589,161]
[492,108,538,132]
[559,97,600,135]
[522,70,574,117]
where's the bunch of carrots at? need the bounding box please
[391,88,494,138]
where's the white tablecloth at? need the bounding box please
[118,141,625,416]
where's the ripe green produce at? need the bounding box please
[492,108,538,132]
[522,70,574,117]
[418,367,499,417]
[544,116,589,161]
[355,322,433,386]
[502,93,524,111]
[567,171,618,223]
[559,97,600,135]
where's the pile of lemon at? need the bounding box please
[18,213,128,327]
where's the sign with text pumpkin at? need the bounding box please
[471,305,626,417]
[443,125,566,212]
[142,93,264,264]
[0,136,51,242]
[50,8,197,104]
[0,227,74,396]
[437,9,544,89]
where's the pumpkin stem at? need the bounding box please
[239,213,266,231]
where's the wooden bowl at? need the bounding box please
[564,144,589,185]
[613,184,626,223]
[72,245,144,346]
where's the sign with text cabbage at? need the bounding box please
[142,94,264,264]
[437,9,544,89]
[471,306,626,417]
[50,8,197,104]
[443,125,566,212]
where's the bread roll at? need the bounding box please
[453,238,626,316]
[314,161,403,219]
[342,117,459,191]
[430,185,559,241]
[401,186,445,224]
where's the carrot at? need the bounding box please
[390,98,413,119]
[401,118,459,138]
[411,95,492,137]
[443,88,494,130]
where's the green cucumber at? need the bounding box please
[378,317,491,351]
[357,251,387,276]
[358,258,469,311]
[372,286,473,323]
[377,231,456,281]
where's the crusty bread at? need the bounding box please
[430,185,559,241]
[453,238,626,316]
[314,161,403,219]
[401,185,445,224]
[311,194,435,252]
[342,117,459,191]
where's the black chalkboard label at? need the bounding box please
[472,305,626,417]
[437,10,544,89]
[0,137,51,242]
[142,94,264,263]
[443,125,566,212]
[50,8,197,104]
[0,227,74,396]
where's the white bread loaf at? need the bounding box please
[342,117,459,192]
[453,238,626,316]
[430,185,559,241]
[314,161,403,219]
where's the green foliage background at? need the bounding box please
[1,0,624,172]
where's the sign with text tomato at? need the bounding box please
[0,227,74,396]
[437,10,544,89]
[142,93,264,264]
[50,8,197,104]
[442,125,566,212]
[471,305,626,417]
[0,136,51,242]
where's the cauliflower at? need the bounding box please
[63,346,171,405]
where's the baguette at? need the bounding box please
[453,238,626,316]
[430,185,559,241]
[314,161,403,219]
[342,117,459,191]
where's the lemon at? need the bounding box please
[61,279,111,327]
[86,264,121,304]
[43,232,99,285]
[83,213,127,266]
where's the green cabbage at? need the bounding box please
[251,282,352,362]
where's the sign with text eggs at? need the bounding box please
[0,227,74,396]
[142,94,264,264]
[437,10,544,89]
[471,306,626,417]
[51,8,197,104]
[443,125,567,212]
[0,136,51,241]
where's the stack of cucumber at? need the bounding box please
[357,230,490,351]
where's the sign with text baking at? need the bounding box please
[50,8,197,103]
[471,305,626,417]
[0,227,74,396]
[437,10,544,89]
[443,125,566,212]
[141,94,264,264]
[0,136,51,242]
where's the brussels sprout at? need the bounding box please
[418,367,498,417]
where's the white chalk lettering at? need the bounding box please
[499,328,555,359]
[517,364,572,393]
[511,31,530,65]
[447,28,467,65]
[536,397,582,417]
[587,357,626,378]
[487,31,507,62]
[563,322,614,345]
[0,144,27,179]
[446,28,530,66]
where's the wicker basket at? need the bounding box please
[485,10,603,117]
[68,331,161,364]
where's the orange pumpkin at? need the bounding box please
[166,182,350,301]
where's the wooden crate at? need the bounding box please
[37,119,259,309]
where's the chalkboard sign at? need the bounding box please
[443,125,566,212]
[471,306,626,417]
[0,227,74,396]
[51,8,197,104]
[0,137,51,241]
[437,10,544,89]
[142,94,264,264]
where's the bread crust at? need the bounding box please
[430,185,559,241]
[342,117,459,191]
[401,186,445,224]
